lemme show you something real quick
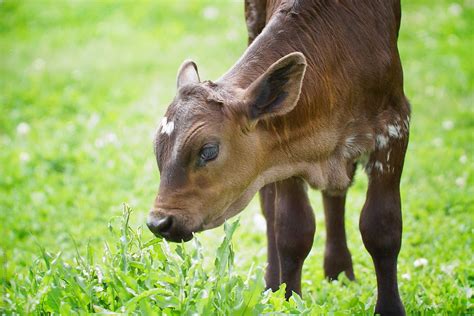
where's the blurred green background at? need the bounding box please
[1,0,473,313]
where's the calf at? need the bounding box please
[148,0,410,314]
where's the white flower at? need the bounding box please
[88,113,100,128]
[455,177,466,188]
[32,58,45,71]
[93,286,104,293]
[105,132,118,143]
[448,3,462,16]
[95,266,104,283]
[253,213,266,232]
[441,263,456,275]
[459,155,467,164]
[442,120,454,130]
[106,160,115,168]
[401,273,411,280]
[19,152,30,162]
[226,30,239,41]
[432,137,443,147]
[202,6,219,20]
[94,132,118,148]
[72,69,81,79]
[16,122,30,135]
[414,258,428,267]
[466,287,473,299]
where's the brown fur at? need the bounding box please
[148,1,410,314]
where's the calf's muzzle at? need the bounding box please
[147,210,194,242]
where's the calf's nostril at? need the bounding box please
[147,215,173,236]
[155,216,173,233]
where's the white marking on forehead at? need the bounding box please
[160,116,175,136]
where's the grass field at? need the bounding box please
[1,0,473,314]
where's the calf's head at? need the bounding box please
[147,52,306,242]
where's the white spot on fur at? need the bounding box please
[346,136,356,144]
[343,136,356,158]
[160,116,174,135]
[374,161,384,173]
[387,123,402,139]
[386,149,392,162]
[342,135,366,159]
[376,134,389,149]
[404,115,410,130]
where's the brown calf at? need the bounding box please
[148,0,410,314]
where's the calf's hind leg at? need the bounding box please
[322,162,356,281]
[322,191,355,281]
[360,122,409,315]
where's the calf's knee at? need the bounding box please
[359,203,402,258]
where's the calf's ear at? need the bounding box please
[243,52,306,120]
[177,60,200,88]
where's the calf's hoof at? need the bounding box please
[324,247,355,281]
[374,299,405,316]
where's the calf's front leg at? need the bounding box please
[360,176,405,315]
[259,183,280,291]
[274,177,315,298]
[360,125,408,315]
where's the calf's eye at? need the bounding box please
[199,143,219,164]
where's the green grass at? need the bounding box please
[0,0,473,314]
